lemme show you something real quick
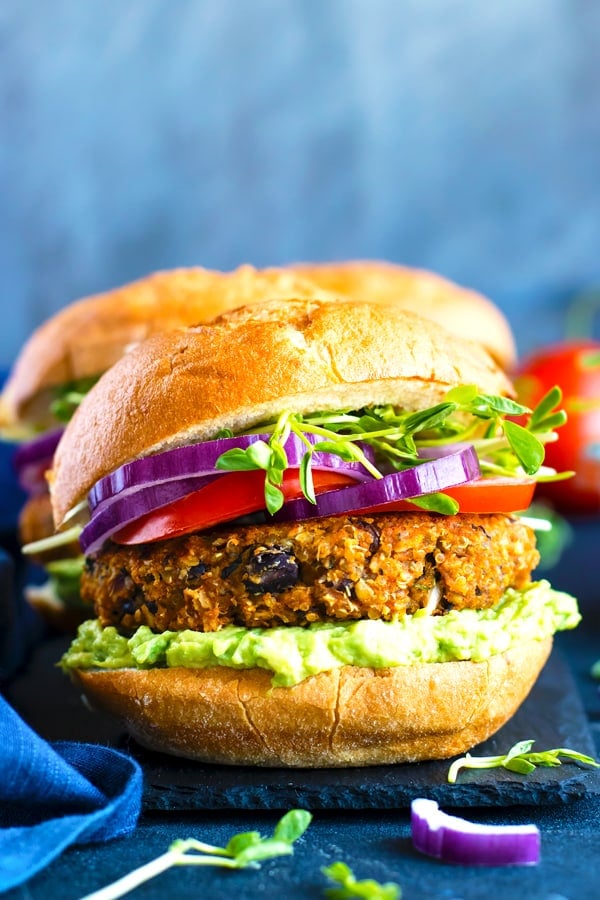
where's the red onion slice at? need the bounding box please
[89,431,376,512]
[12,428,64,495]
[275,446,480,522]
[81,444,479,554]
[80,474,222,555]
[411,799,540,866]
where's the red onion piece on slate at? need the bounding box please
[275,445,480,522]
[411,799,540,866]
[89,431,376,512]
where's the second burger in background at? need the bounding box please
[4,265,324,627]
[295,260,517,371]
[52,296,579,767]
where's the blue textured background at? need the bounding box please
[2,1,600,367]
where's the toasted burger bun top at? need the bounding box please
[0,265,322,433]
[295,260,517,371]
[51,297,512,527]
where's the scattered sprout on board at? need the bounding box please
[79,809,312,900]
[447,740,599,783]
[322,861,402,899]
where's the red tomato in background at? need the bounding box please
[516,339,600,514]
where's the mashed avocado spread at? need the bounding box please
[61,580,580,687]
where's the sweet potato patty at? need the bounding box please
[83,512,539,633]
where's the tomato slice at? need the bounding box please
[113,470,537,546]
[112,468,357,545]
[352,477,537,516]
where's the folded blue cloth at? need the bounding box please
[0,694,143,891]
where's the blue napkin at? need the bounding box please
[0,694,143,892]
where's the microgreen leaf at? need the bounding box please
[300,452,316,504]
[406,493,459,515]
[448,741,599,783]
[246,441,274,470]
[502,420,545,474]
[322,861,402,899]
[233,839,294,867]
[270,440,288,470]
[503,758,537,775]
[272,808,313,843]
[224,830,263,856]
[264,480,284,514]
[530,411,568,433]
[473,394,530,417]
[505,739,535,759]
[445,384,479,404]
[216,447,263,471]
[402,402,458,434]
[528,386,563,429]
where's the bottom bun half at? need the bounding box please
[71,636,552,767]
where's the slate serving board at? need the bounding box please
[126,650,600,811]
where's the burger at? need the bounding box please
[1,265,322,627]
[295,260,517,371]
[52,296,579,767]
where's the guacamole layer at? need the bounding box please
[61,580,579,687]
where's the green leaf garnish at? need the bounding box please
[471,393,530,418]
[528,386,563,429]
[264,479,285,514]
[81,809,312,900]
[322,861,402,899]
[445,384,479,404]
[502,420,545,475]
[216,446,268,471]
[245,441,274,470]
[448,740,599,783]
[406,493,459,515]
[300,451,316,504]
[214,384,570,514]
[50,376,101,423]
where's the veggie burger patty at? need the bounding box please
[84,511,539,633]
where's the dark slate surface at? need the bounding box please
[109,650,600,811]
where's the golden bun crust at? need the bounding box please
[50,298,512,526]
[296,260,517,370]
[70,636,552,767]
[0,265,322,431]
